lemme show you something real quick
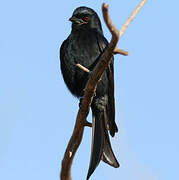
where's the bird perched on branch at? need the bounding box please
[60,6,119,179]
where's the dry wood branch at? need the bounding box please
[119,0,147,37]
[60,1,146,180]
[84,120,92,127]
[113,48,129,56]
[76,63,90,73]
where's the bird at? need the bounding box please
[60,6,119,179]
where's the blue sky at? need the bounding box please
[0,0,178,180]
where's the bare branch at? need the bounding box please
[119,0,147,37]
[84,120,92,127]
[60,1,147,179]
[102,3,119,49]
[76,64,90,73]
[113,48,129,56]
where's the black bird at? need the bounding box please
[60,6,119,179]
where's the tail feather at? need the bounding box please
[86,111,119,180]
[87,113,104,180]
[101,120,119,168]
[102,110,119,167]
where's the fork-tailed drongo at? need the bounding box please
[60,6,119,179]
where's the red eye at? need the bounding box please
[83,16,90,22]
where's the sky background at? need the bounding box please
[0,0,178,180]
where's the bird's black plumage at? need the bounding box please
[60,6,119,179]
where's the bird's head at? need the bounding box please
[69,6,103,33]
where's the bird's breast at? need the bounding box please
[70,32,100,67]
[62,31,103,97]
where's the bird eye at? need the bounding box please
[83,16,90,22]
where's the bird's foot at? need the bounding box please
[93,95,108,111]
[79,98,83,107]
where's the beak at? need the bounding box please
[69,16,87,25]
[69,16,79,23]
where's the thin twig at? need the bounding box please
[119,0,147,37]
[76,64,90,73]
[113,48,129,56]
[84,120,92,127]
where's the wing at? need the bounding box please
[60,38,80,96]
[95,32,118,137]
[60,38,74,92]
